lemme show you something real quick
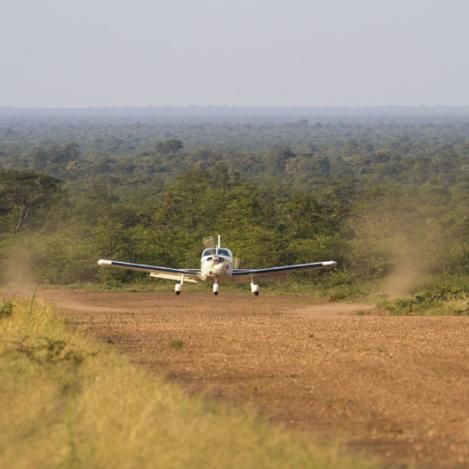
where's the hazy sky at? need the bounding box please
[1,0,468,107]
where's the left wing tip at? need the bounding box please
[322,260,338,268]
[97,259,112,266]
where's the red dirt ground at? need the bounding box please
[41,290,469,467]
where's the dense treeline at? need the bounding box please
[2,118,469,188]
[1,110,469,289]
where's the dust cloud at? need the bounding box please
[0,241,36,297]
[349,189,445,299]
[380,248,424,298]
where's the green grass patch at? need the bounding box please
[169,339,184,350]
[0,295,376,468]
[379,285,469,316]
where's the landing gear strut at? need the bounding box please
[251,281,259,296]
[213,282,219,296]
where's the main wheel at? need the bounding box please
[175,291,181,296]
[254,291,259,296]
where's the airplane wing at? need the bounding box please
[97,259,200,283]
[232,260,337,280]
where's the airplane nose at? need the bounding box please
[213,260,225,272]
[207,258,225,276]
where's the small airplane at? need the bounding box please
[97,235,337,296]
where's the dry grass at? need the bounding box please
[0,294,376,469]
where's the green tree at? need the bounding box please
[0,170,63,232]
[156,139,184,155]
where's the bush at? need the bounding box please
[380,286,469,315]
[0,302,14,318]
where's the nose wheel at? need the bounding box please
[251,282,259,296]
[213,282,219,296]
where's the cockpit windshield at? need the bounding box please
[202,248,232,258]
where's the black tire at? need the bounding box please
[254,291,259,296]
[175,291,181,296]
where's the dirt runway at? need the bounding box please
[41,290,469,467]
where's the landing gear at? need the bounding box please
[251,281,260,296]
[175,282,183,296]
[213,282,219,296]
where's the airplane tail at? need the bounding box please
[203,234,222,249]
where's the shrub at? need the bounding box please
[380,286,469,315]
[0,302,14,319]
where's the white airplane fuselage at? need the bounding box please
[200,248,234,281]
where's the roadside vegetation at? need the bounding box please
[378,283,469,316]
[0,295,375,468]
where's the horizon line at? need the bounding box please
[2,104,469,111]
